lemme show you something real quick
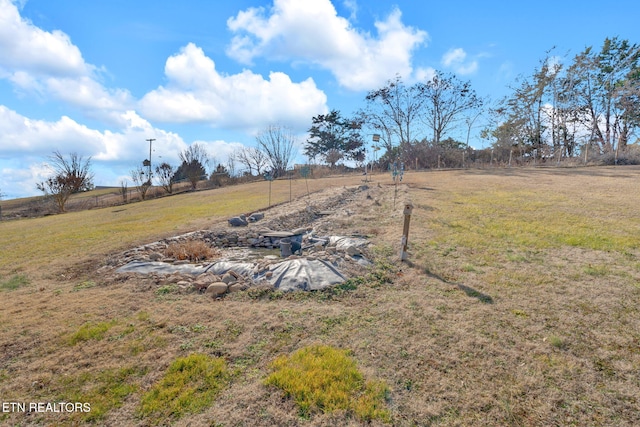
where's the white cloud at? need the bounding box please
[0,0,132,118]
[0,106,191,197]
[139,43,328,130]
[414,66,437,83]
[192,139,245,167]
[45,76,133,113]
[226,0,428,91]
[0,0,87,77]
[441,47,478,75]
[1,161,50,199]
[0,105,103,155]
[342,0,358,21]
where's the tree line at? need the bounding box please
[34,36,639,212]
[35,125,301,212]
[486,36,639,164]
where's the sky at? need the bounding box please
[1,0,638,199]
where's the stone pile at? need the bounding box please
[112,229,371,298]
[106,184,380,297]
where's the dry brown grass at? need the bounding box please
[165,240,221,262]
[1,167,639,426]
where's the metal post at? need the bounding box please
[400,202,414,261]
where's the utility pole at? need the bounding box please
[146,138,156,183]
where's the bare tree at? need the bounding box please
[249,147,269,175]
[36,151,94,212]
[155,162,175,194]
[178,143,210,190]
[236,146,269,175]
[226,154,237,178]
[130,166,151,200]
[361,75,427,155]
[422,71,484,146]
[119,180,128,203]
[255,125,297,178]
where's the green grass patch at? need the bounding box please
[58,366,145,422]
[583,264,611,277]
[548,335,568,350]
[155,284,179,295]
[265,344,391,422]
[427,189,638,261]
[0,274,29,291]
[139,353,229,424]
[68,320,117,345]
[71,280,96,292]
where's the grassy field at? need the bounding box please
[1,167,639,426]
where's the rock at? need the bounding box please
[148,252,164,261]
[194,273,220,291]
[221,272,238,285]
[205,282,229,298]
[345,245,362,256]
[228,282,248,293]
[248,212,264,222]
[291,227,308,236]
[160,273,185,286]
[228,216,248,227]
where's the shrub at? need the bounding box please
[265,344,391,422]
[164,240,220,262]
[139,354,229,423]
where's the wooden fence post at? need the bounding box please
[400,201,414,261]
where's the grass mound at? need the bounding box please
[68,320,117,345]
[265,344,391,422]
[139,353,229,424]
[58,366,145,422]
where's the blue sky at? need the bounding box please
[1,0,638,199]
